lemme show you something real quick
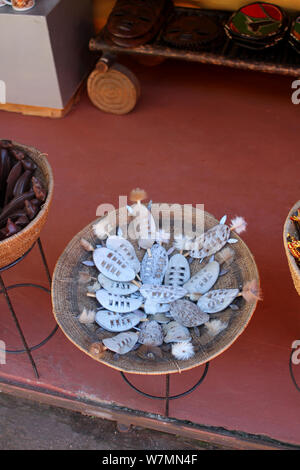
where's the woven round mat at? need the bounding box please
[283,200,300,296]
[52,206,259,375]
[0,141,53,268]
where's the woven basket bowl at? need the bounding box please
[52,205,259,375]
[0,141,54,268]
[283,200,300,296]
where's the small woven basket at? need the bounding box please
[0,141,54,268]
[52,205,259,375]
[283,200,300,296]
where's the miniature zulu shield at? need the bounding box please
[190,224,231,259]
[98,273,139,295]
[184,260,220,295]
[197,288,240,313]
[169,299,209,327]
[163,321,191,343]
[140,243,168,285]
[149,313,170,324]
[93,247,136,281]
[95,310,145,332]
[140,284,187,303]
[96,289,143,313]
[130,204,156,250]
[102,331,139,354]
[138,320,164,346]
[164,253,190,287]
[106,235,140,273]
[143,299,171,314]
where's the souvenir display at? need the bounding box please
[138,320,164,346]
[106,235,140,273]
[128,188,157,252]
[64,189,261,366]
[163,321,191,343]
[0,140,47,241]
[93,247,136,281]
[90,332,139,356]
[224,2,289,50]
[98,272,140,295]
[139,284,188,304]
[95,289,144,313]
[164,253,190,287]
[289,16,300,54]
[184,258,220,296]
[283,201,300,298]
[162,12,223,50]
[95,309,146,332]
[286,208,300,267]
[143,299,170,314]
[169,299,209,327]
[3,0,35,11]
[187,215,246,260]
[104,0,172,48]
[140,243,168,285]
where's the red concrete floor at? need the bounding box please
[0,58,300,446]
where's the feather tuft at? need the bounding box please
[171,341,195,360]
[78,271,92,284]
[230,216,247,234]
[241,280,262,302]
[80,238,94,252]
[78,308,96,324]
[173,234,194,251]
[129,188,147,203]
[155,229,171,244]
[87,281,101,293]
[89,342,106,358]
[205,319,228,336]
[215,247,235,267]
[93,221,114,240]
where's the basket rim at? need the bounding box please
[283,200,300,278]
[52,206,260,375]
[0,141,54,251]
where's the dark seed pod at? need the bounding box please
[0,148,12,188]
[0,140,13,150]
[9,148,25,161]
[0,190,35,222]
[0,148,12,206]
[7,209,27,220]
[13,170,32,197]
[0,217,8,229]
[22,158,37,172]
[24,199,38,220]
[31,198,42,208]
[3,218,20,237]
[4,161,23,206]
[0,228,7,239]
[0,209,27,229]
[32,176,47,202]
[15,214,29,227]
